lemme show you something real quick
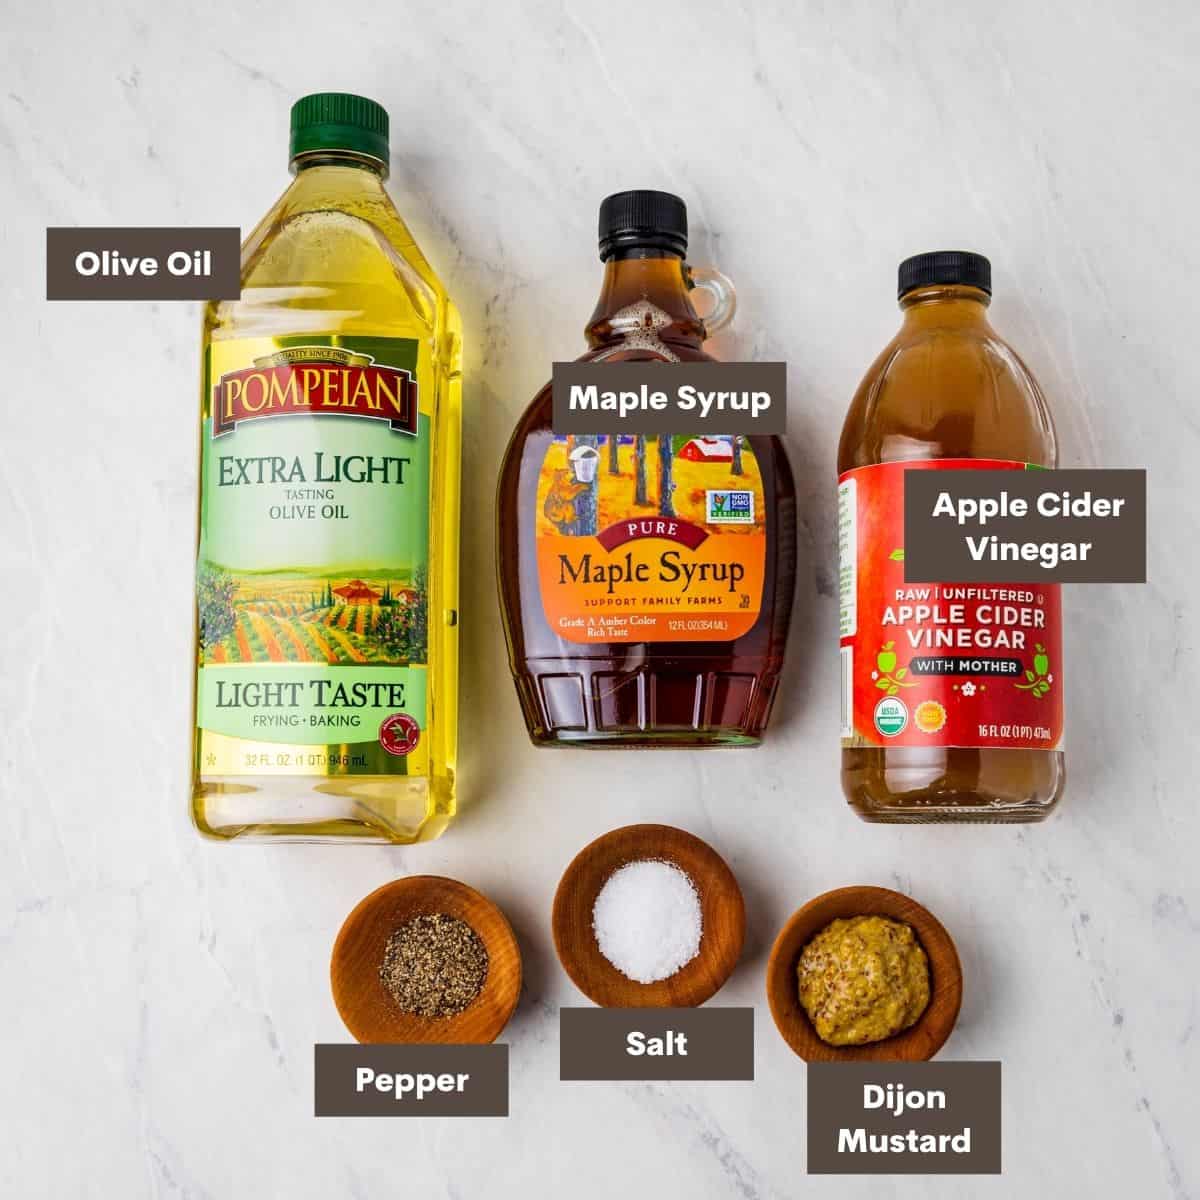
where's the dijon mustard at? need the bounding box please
[797,915,930,1046]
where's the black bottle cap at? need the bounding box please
[898,251,992,298]
[598,190,688,261]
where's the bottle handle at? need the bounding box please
[688,265,737,335]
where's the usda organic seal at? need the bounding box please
[873,696,909,737]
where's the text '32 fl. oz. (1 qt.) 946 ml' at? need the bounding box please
[191,93,462,843]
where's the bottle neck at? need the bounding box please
[586,249,705,350]
[290,150,388,179]
[899,284,992,330]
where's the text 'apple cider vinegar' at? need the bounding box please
[497,191,796,746]
[839,252,1065,822]
[192,94,462,842]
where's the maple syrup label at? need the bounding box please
[839,460,1064,750]
[195,334,433,777]
[535,434,766,643]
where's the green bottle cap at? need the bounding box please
[289,93,389,170]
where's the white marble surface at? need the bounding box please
[2,2,1198,1197]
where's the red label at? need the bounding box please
[379,712,421,757]
[596,518,709,551]
[839,460,1063,750]
[213,348,416,438]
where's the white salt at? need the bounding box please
[592,859,703,984]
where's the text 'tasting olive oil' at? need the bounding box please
[192,94,462,842]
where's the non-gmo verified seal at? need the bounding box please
[874,696,909,737]
[706,488,754,523]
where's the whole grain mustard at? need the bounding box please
[797,915,930,1046]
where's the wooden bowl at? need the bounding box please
[331,875,522,1044]
[766,886,962,1062]
[552,823,745,1007]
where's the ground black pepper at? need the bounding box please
[380,913,489,1018]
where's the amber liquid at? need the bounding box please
[838,283,1065,821]
[497,252,796,746]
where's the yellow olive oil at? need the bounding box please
[191,94,461,842]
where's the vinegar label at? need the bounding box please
[839,460,1064,751]
[195,335,431,777]
[535,434,766,643]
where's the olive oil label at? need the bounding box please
[839,460,1064,750]
[196,335,431,776]
[535,434,766,643]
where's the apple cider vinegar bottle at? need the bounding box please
[192,94,462,842]
[838,252,1065,822]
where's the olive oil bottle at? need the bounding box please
[192,94,462,842]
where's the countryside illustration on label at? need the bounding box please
[535,431,767,643]
[198,566,427,667]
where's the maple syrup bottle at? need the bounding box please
[497,191,795,746]
[839,252,1065,822]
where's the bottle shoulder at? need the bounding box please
[505,341,717,447]
[501,344,791,488]
[838,325,1058,471]
[203,169,451,346]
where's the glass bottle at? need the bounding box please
[192,94,462,842]
[838,251,1065,822]
[497,190,795,746]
